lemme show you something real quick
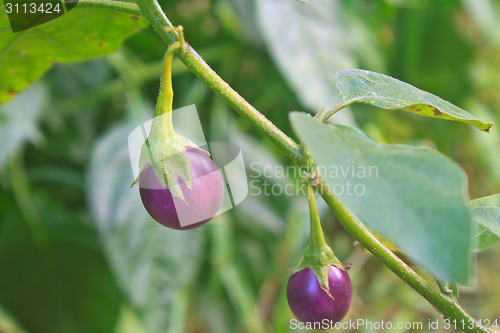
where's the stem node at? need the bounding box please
[164,25,186,53]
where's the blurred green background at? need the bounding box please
[1,0,500,332]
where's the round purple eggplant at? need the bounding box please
[287,266,352,326]
[139,147,224,230]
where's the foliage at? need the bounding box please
[1,0,500,332]
[0,5,147,103]
[291,112,473,283]
[335,69,493,131]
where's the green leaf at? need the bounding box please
[290,112,473,283]
[86,122,205,332]
[469,194,500,251]
[335,69,493,132]
[0,6,147,104]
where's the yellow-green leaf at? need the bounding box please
[470,194,500,251]
[0,5,147,104]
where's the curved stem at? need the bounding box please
[150,40,181,138]
[134,0,304,166]
[123,1,489,331]
[307,186,327,250]
[77,0,141,15]
[298,186,343,296]
[314,101,353,122]
[155,41,181,117]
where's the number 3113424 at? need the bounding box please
[5,2,62,14]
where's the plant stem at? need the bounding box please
[155,41,181,117]
[307,186,327,250]
[78,0,141,15]
[302,186,345,292]
[119,1,490,331]
[149,40,181,138]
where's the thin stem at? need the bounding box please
[315,101,353,122]
[80,0,301,162]
[155,30,183,117]
[307,186,327,250]
[124,1,490,331]
[77,0,141,15]
[151,40,181,136]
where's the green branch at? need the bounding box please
[314,101,353,122]
[133,0,304,166]
[77,0,141,16]
[107,0,490,331]
[307,186,328,250]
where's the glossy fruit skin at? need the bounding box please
[287,266,352,326]
[139,147,224,230]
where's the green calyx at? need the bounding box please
[289,186,350,299]
[134,27,201,202]
[138,129,197,202]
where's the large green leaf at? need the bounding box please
[0,6,147,104]
[291,112,473,283]
[335,69,493,132]
[470,194,500,251]
[86,122,205,332]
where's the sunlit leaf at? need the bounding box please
[0,6,147,104]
